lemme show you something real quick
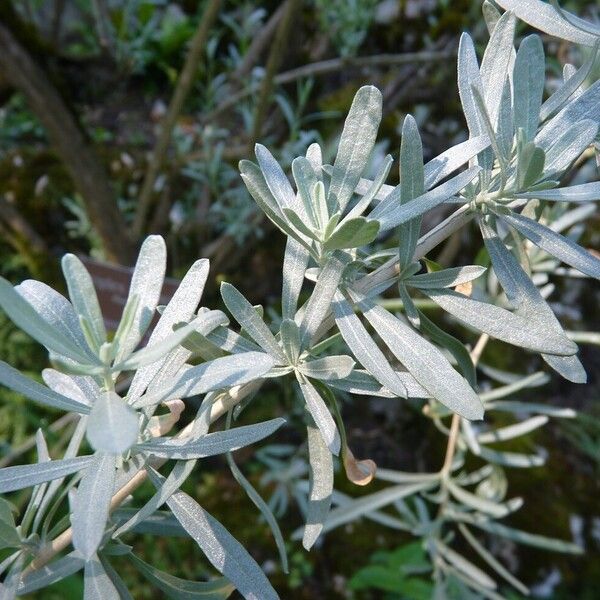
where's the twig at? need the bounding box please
[205,49,456,123]
[133,0,223,237]
[250,0,300,146]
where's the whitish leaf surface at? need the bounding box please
[407,266,486,289]
[221,283,286,363]
[41,369,98,407]
[353,292,483,420]
[113,235,167,363]
[497,209,600,279]
[134,352,274,408]
[127,259,210,403]
[83,554,120,600]
[296,376,340,455]
[71,453,117,559]
[516,181,600,203]
[298,355,355,381]
[542,119,598,177]
[303,422,334,550]
[457,33,486,139]
[327,369,428,398]
[494,0,599,46]
[281,237,310,320]
[149,470,279,600]
[477,416,549,444]
[86,392,139,454]
[0,456,94,494]
[61,254,106,349]
[255,144,299,215]
[0,361,90,414]
[331,292,407,397]
[136,418,285,459]
[324,217,380,250]
[18,552,84,595]
[328,86,382,212]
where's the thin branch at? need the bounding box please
[133,0,223,237]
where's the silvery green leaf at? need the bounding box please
[467,517,582,554]
[517,181,600,202]
[497,209,600,279]
[398,115,425,269]
[292,156,319,226]
[113,460,196,539]
[479,371,549,402]
[42,369,98,406]
[446,479,521,518]
[424,136,491,189]
[419,311,477,388]
[0,456,94,494]
[202,327,262,355]
[72,453,117,559]
[485,400,575,418]
[136,418,285,459]
[298,355,355,381]
[127,259,210,403]
[541,46,598,121]
[422,288,577,355]
[282,208,320,241]
[353,292,483,420]
[345,154,392,220]
[536,80,600,152]
[255,144,301,216]
[482,0,501,32]
[494,0,599,46]
[331,291,407,397]
[134,351,273,409]
[513,35,545,143]
[328,85,382,212]
[226,449,288,572]
[296,376,340,455]
[327,369,428,398]
[398,283,420,328]
[313,181,329,231]
[83,554,120,600]
[148,469,279,600]
[324,217,380,250]
[0,521,20,551]
[372,167,480,232]
[281,237,310,321]
[541,353,586,384]
[221,283,286,363]
[17,552,84,595]
[303,421,334,550]
[61,254,106,349]
[480,10,516,124]
[477,416,549,444]
[376,468,440,484]
[86,392,139,454]
[496,77,513,160]
[113,236,166,363]
[280,318,300,365]
[320,481,435,535]
[128,553,235,599]
[0,278,95,365]
[99,556,134,599]
[542,119,599,177]
[0,361,91,414]
[407,266,486,289]
[459,524,529,596]
[299,253,345,350]
[516,141,545,189]
[457,33,486,139]
[114,316,218,373]
[435,540,497,590]
[478,445,545,468]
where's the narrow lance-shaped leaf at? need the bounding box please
[128,553,235,599]
[351,290,483,420]
[256,144,302,216]
[221,283,286,363]
[298,355,355,381]
[71,453,117,560]
[296,375,341,455]
[303,421,334,550]
[457,33,486,139]
[497,208,600,280]
[0,361,91,414]
[516,181,600,203]
[61,254,107,349]
[132,351,274,409]
[113,235,167,363]
[542,119,598,177]
[83,554,120,600]
[331,291,407,398]
[281,237,310,320]
[148,468,279,600]
[345,154,393,219]
[0,456,95,494]
[136,418,286,459]
[17,552,85,595]
[324,217,380,251]
[407,266,486,290]
[328,85,382,212]
[127,258,210,403]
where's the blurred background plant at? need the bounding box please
[0,1,599,598]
